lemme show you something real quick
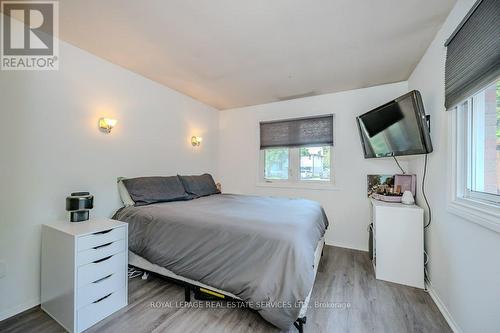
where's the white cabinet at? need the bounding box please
[371,198,424,289]
[41,218,128,332]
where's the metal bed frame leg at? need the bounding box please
[294,317,306,333]
[184,285,191,302]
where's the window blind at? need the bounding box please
[444,0,500,109]
[260,115,333,149]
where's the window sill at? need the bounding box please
[256,181,340,191]
[447,197,500,233]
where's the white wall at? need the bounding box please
[0,39,219,320]
[218,82,409,250]
[407,0,500,332]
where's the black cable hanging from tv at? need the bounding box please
[392,155,406,174]
[422,154,431,229]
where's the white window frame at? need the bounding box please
[448,82,500,233]
[258,145,337,191]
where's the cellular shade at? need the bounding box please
[260,115,333,149]
[444,0,500,109]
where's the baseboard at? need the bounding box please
[0,298,40,322]
[327,241,368,252]
[426,281,462,333]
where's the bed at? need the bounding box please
[113,192,329,331]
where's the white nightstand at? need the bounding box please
[41,218,128,333]
[370,198,424,289]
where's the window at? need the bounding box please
[262,146,333,183]
[264,148,289,180]
[260,115,334,186]
[300,146,331,181]
[458,80,500,205]
[445,0,499,230]
[449,79,500,232]
[467,81,500,201]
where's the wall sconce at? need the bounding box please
[99,118,117,133]
[191,136,202,147]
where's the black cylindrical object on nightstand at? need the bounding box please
[66,192,94,222]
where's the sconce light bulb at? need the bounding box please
[99,118,117,133]
[191,136,202,146]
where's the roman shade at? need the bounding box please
[444,0,500,109]
[260,114,333,149]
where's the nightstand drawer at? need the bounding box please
[77,239,126,266]
[77,251,126,287]
[77,270,126,309]
[77,287,127,332]
[77,226,126,252]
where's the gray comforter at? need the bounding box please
[113,193,328,330]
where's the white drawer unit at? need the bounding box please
[41,218,128,333]
[370,198,424,289]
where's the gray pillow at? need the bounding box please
[179,174,220,198]
[122,176,189,206]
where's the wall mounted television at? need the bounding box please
[356,90,433,158]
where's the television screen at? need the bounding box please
[357,90,433,158]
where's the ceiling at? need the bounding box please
[57,0,456,109]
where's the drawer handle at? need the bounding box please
[92,242,113,250]
[93,293,112,304]
[93,255,113,264]
[92,274,113,284]
[93,229,113,235]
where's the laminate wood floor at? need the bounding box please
[0,246,451,333]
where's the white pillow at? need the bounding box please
[117,177,135,207]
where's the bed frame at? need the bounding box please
[129,237,324,333]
